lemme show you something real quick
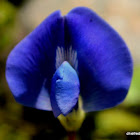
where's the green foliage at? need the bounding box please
[124,66,140,106]
[94,109,140,139]
[0,1,16,51]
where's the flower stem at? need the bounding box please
[68,131,76,140]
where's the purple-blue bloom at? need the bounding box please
[6,7,133,117]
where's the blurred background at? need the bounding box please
[0,0,140,139]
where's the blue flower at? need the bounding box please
[6,7,133,118]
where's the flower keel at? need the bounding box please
[51,61,80,117]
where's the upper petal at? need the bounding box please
[65,7,133,111]
[6,10,64,110]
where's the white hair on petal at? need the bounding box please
[55,46,78,71]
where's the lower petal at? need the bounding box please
[51,61,80,117]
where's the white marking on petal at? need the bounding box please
[36,85,52,111]
[55,46,78,72]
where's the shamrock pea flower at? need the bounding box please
[6,7,133,122]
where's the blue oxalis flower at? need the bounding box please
[6,7,133,118]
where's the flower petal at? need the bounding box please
[35,80,52,111]
[66,7,133,111]
[51,61,80,117]
[6,10,64,110]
